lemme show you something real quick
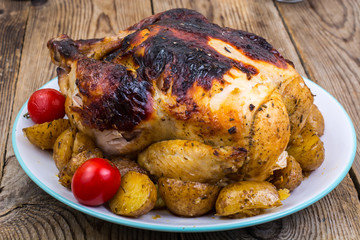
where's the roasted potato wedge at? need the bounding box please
[109,171,157,217]
[111,157,148,177]
[307,104,325,136]
[53,127,76,170]
[23,119,70,150]
[158,178,220,217]
[58,149,103,188]
[271,155,303,191]
[138,140,246,184]
[287,122,325,171]
[279,75,314,139]
[72,131,97,156]
[215,181,281,217]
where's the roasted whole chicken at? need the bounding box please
[48,8,324,184]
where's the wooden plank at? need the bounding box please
[2,0,359,239]
[152,0,360,239]
[0,0,29,184]
[152,0,307,77]
[276,0,360,188]
[0,0,177,239]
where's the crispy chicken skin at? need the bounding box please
[48,9,316,181]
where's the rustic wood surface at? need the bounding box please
[1,0,359,239]
[276,0,360,190]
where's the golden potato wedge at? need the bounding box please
[278,75,314,139]
[287,122,325,171]
[158,178,220,217]
[23,119,70,150]
[307,104,325,136]
[138,140,246,184]
[53,127,76,171]
[111,157,148,177]
[271,155,303,191]
[58,148,103,188]
[109,171,157,217]
[72,131,97,156]
[215,181,281,217]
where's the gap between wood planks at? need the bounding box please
[272,0,311,80]
[349,169,360,200]
[150,0,155,15]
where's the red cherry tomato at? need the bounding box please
[71,158,121,206]
[27,88,66,124]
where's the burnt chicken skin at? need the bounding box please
[48,9,315,181]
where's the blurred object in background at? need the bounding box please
[277,0,303,3]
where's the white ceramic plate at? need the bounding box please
[12,77,356,232]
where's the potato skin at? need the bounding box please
[307,104,324,136]
[287,122,325,171]
[138,140,246,184]
[23,119,70,150]
[158,178,220,217]
[72,131,97,156]
[215,181,281,217]
[53,127,76,170]
[278,75,314,140]
[58,149,103,188]
[271,155,303,191]
[109,171,157,217]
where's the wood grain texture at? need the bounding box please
[0,0,29,185]
[0,157,176,238]
[1,0,360,239]
[1,0,176,239]
[276,0,360,185]
[151,0,360,239]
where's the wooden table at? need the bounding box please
[1,0,359,238]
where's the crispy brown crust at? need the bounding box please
[48,9,292,132]
[126,9,289,69]
[71,58,153,131]
[106,8,289,105]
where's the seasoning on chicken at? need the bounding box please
[48,8,318,182]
